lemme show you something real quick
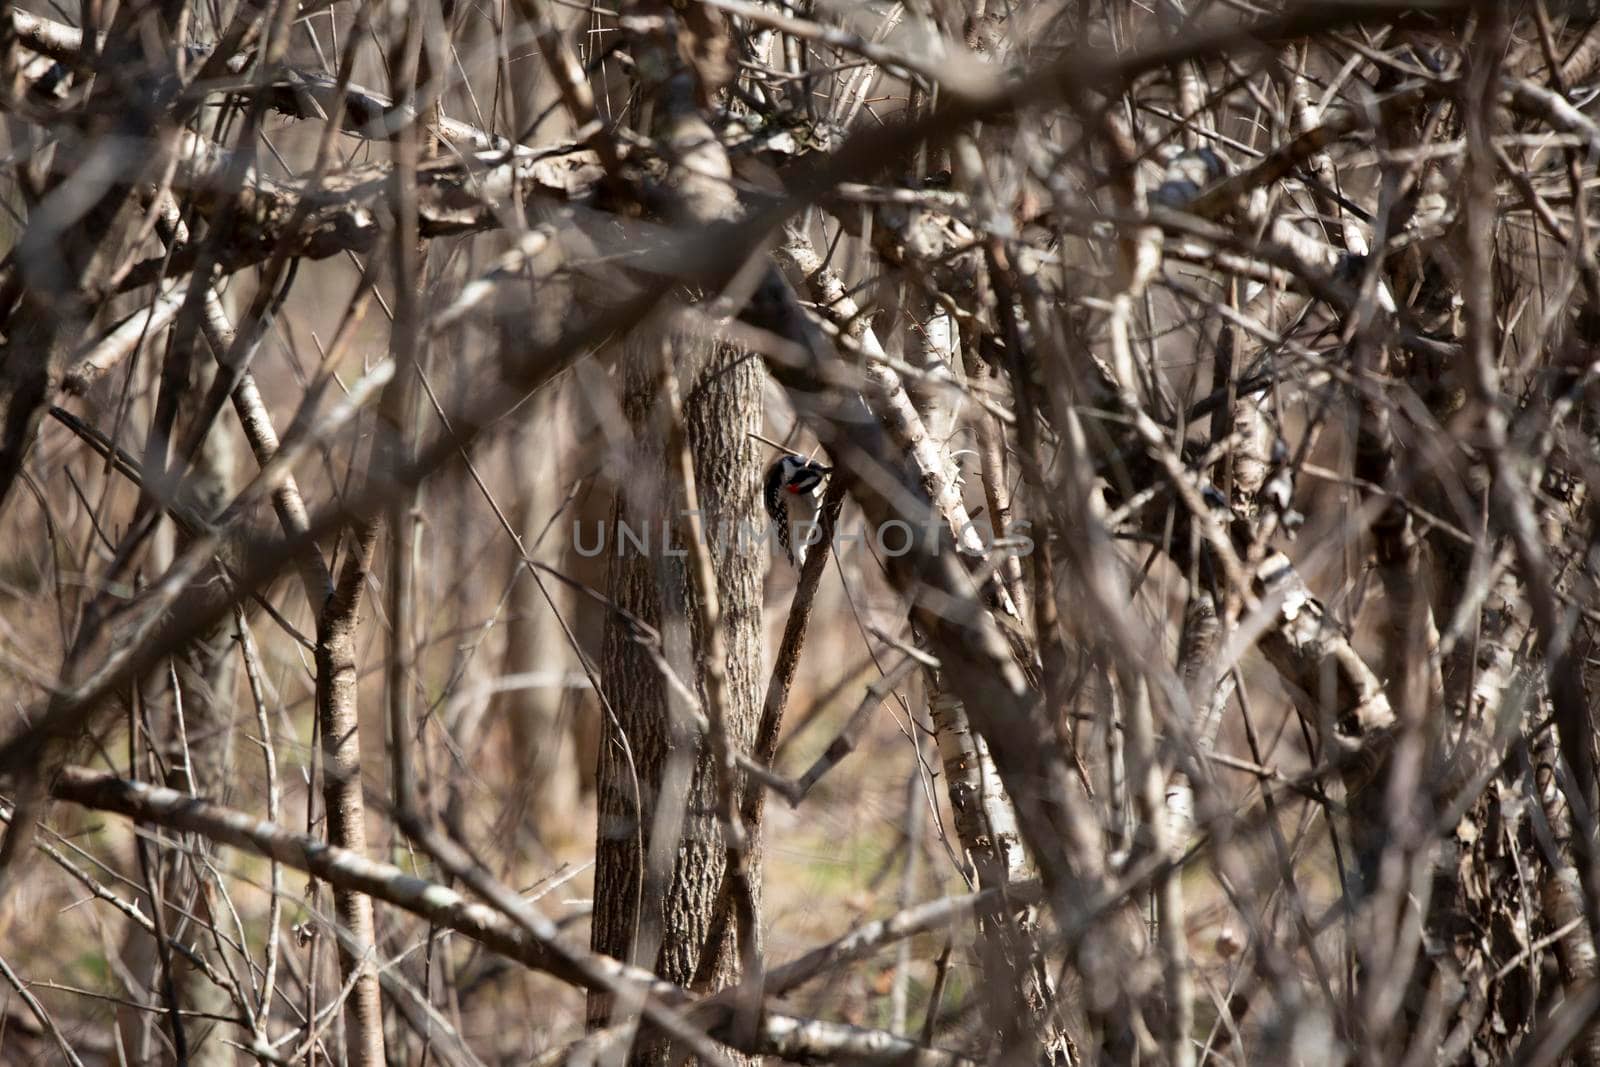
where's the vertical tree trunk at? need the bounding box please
[316,545,386,1067]
[590,328,766,1065]
[928,674,1076,1064]
[499,389,584,847]
[114,350,240,1067]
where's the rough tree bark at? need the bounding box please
[588,3,769,1060]
[590,325,766,1064]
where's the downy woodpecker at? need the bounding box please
[763,455,830,567]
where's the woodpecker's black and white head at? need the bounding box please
[764,455,830,568]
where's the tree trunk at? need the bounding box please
[113,349,241,1067]
[499,385,585,848]
[589,327,766,1065]
[316,545,386,1067]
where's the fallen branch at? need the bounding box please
[48,765,969,1065]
